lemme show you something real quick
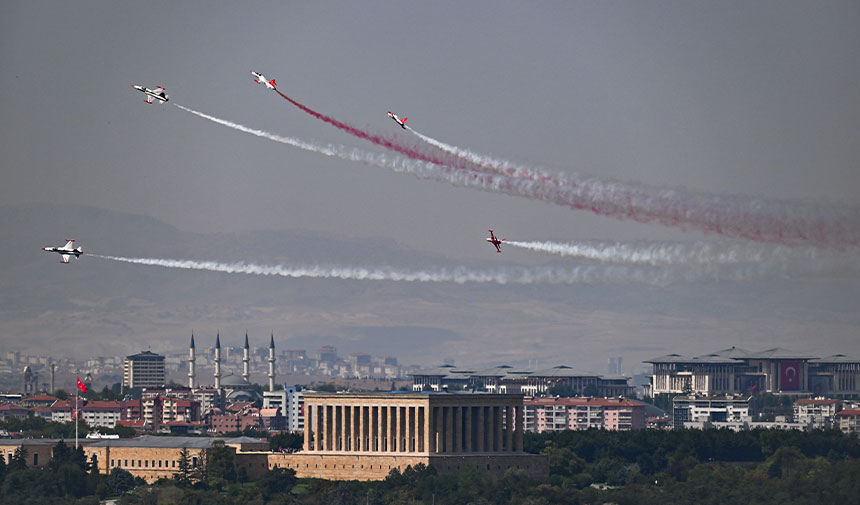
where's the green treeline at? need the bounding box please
[0,429,858,504]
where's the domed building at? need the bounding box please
[219,373,259,403]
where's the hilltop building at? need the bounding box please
[271,391,547,481]
[645,347,860,398]
[410,364,633,397]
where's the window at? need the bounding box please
[125,459,129,467]
[33,453,38,466]
[145,460,148,467]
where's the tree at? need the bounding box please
[270,432,303,451]
[205,440,236,488]
[50,439,71,471]
[87,453,101,495]
[72,445,88,471]
[54,389,70,400]
[0,450,6,485]
[56,461,87,498]
[175,447,191,487]
[583,383,600,397]
[107,467,135,494]
[9,446,28,472]
[546,383,576,397]
[191,448,208,486]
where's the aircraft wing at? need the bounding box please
[63,240,75,249]
[61,254,70,263]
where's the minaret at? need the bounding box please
[188,333,196,389]
[214,333,222,390]
[268,333,276,391]
[242,332,250,383]
[50,363,56,394]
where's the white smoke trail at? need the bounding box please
[174,103,457,177]
[90,254,857,287]
[409,128,528,177]
[505,240,850,266]
[174,103,860,247]
[407,127,860,247]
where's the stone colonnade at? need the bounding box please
[303,394,524,454]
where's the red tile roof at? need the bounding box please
[836,409,860,416]
[795,398,840,405]
[116,419,146,427]
[525,397,645,408]
[23,395,58,403]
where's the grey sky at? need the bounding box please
[1,1,859,370]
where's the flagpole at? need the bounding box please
[75,383,79,449]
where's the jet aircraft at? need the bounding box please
[486,230,505,253]
[387,111,408,129]
[251,71,277,89]
[132,85,168,104]
[42,239,83,263]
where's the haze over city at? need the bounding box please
[2,0,859,376]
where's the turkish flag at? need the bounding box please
[779,361,801,391]
[76,377,88,393]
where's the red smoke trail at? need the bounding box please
[275,89,466,168]
[408,128,860,247]
[258,95,860,247]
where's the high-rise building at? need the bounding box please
[122,351,165,391]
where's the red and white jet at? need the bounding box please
[387,111,408,129]
[486,230,505,253]
[251,71,277,90]
[132,85,168,104]
[42,239,83,263]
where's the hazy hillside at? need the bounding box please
[2,203,859,373]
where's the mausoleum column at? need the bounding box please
[493,405,504,451]
[444,406,453,453]
[434,406,443,453]
[356,405,363,452]
[514,405,524,452]
[452,406,461,452]
[465,406,473,452]
[486,406,495,452]
[303,403,312,451]
[376,405,384,452]
[424,405,433,453]
[405,406,412,452]
[477,406,485,452]
[506,404,514,451]
[394,405,402,452]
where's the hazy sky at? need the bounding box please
[2,1,859,370]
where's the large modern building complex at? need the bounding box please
[645,347,860,397]
[411,364,632,397]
